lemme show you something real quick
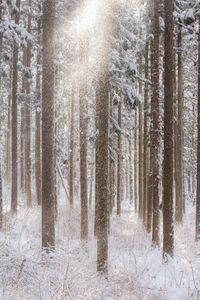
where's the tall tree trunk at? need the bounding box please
[134,110,138,213]
[138,48,143,219]
[0,2,3,228]
[152,0,160,246]
[196,17,200,241]
[11,0,21,212]
[24,1,32,207]
[6,92,11,185]
[143,39,149,227]
[79,50,88,242]
[69,86,75,208]
[129,133,134,204]
[95,5,110,271]
[175,26,183,223]
[109,96,115,211]
[95,71,109,273]
[138,105,143,219]
[163,0,174,258]
[35,19,42,206]
[42,0,55,249]
[20,47,27,194]
[147,39,154,234]
[117,101,122,216]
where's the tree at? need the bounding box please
[95,71,109,273]
[79,46,88,242]
[196,16,200,241]
[24,0,32,207]
[175,25,184,223]
[143,37,149,227]
[42,0,56,249]
[35,18,42,206]
[69,86,75,208]
[152,0,160,246]
[163,0,174,258]
[117,100,122,216]
[95,3,110,271]
[11,0,21,213]
[0,0,3,228]
[138,50,143,219]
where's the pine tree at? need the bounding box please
[11,0,21,213]
[163,0,174,258]
[35,18,42,206]
[42,0,56,249]
[196,16,200,241]
[152,0,160,246]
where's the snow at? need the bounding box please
[0,188,200,299]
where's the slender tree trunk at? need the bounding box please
[20,46,27,194]
[95,5,110,271]
[11,0,21,212]
[143,39,149,227]
[69,86,75,208]
[138,48,143,219]
[196,17,200,241]
[109,96,115,211]
[0,2,3,228]
[79,52,88,242]
[117,101,122,216]
[24,1,32,207]
[42,0,55,249]
[134,110,138,213]
[147,37,154,234]
[175,26,183,223]
[95,71,109,273]
[129,133,134,204]
[138,105,143,219]
[6,93,11,184]
[35,19,42,206]
[152,0,160,246]
[89,160,95,208]
[163,0,174,258]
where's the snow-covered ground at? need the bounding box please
[0,190,199,299]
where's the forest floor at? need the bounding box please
[0,189,199,300]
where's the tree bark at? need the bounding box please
[143,39,149,227]
[152,0,160,246]
[163,0,174,259]
[42,0,56,249]
[11,0,21,213]
[69,86,75,208]
[117,101,122,216]
[35,19,42,206]
[175,26,183,223]
[196,17,200,241]
[24,0,32,207]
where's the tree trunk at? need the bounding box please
[11,0,21,213]
[95,7,110,270]
[134,110,138,213]
[95,72,109,273]
[196,17,200,241]
[24,1,32,207]
[42,0,55,249]
[35,19,42,206]
[79,49,88,242]
[143,39,149,227]
[152,0,160,246]
[0,2,3,228]
[163,0,174,259]
[117,101,122,216]
[69,86,75,208]
[175,26,183,223]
